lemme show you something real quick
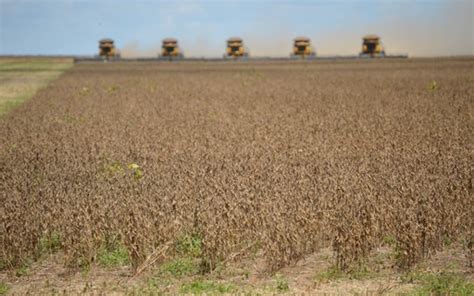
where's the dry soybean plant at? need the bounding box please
[1,59,472,274]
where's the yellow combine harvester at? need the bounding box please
[225,37,248,59]
[159,38,184,60]
[98,38,120,60]
[291,36,316,58]
[360,34,385,57]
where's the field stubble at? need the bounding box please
[0,59,472,287]
[0,58,72,115]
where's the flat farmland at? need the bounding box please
[0,59,472,294]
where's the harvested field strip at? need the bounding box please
[0,58,72,115]
[0,59,472,276]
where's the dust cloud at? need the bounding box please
[120,42,162,58]
[380,1,473,57]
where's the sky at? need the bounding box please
[0,0,473,57]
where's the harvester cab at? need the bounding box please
[360,35,385,57]
[291,36,316,58]
[98,38,120,60]
[225,37,248,59]
[159,38,184,60]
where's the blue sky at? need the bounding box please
[0,0,472,57]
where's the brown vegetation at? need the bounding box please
[1,59,472,279]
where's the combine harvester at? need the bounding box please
[223,37,249,60]
[314,34,407,60]
[98,38,121,60]
[74,38,121,62]
[359,34,385,57]
[358,34,407,59]
[290,36,316,59]
[158,38,184,60]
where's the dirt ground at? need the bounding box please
[0,58,472,295]
[1,244,472,295]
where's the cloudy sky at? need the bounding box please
[0,0,472,57]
